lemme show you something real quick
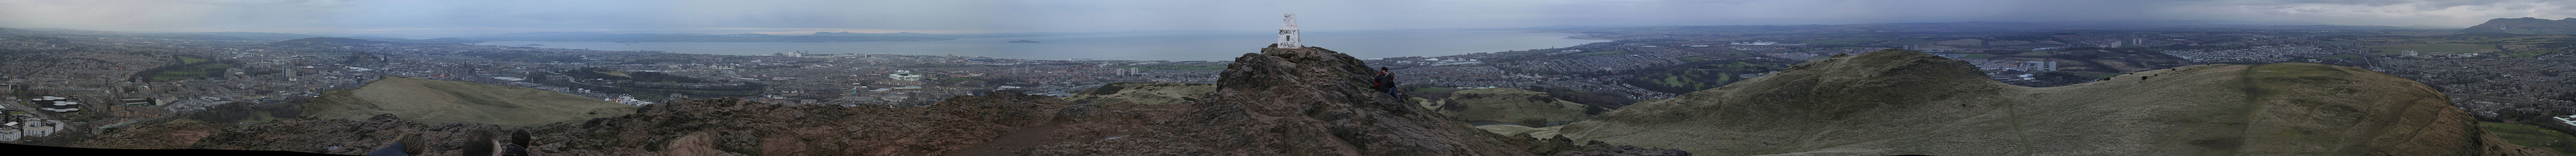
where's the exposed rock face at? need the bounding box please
[1024,46,1567,155]
[1558,49,2555,156]
[63,122,228,149]
[2462,17,2576,34]
[184,114,500,156]
[517,92,1069,156]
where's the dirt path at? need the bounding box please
[941,124,1064,156]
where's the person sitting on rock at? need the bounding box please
[1375,67,1400,97]
[456,129,532,156]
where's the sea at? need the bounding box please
[474,30,1600,61]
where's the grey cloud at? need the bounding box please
[3,0,2573,36]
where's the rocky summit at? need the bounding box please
[1021,45,1568,155]
[1555,49,2555,156]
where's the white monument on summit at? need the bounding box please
[1277,13,1303,49]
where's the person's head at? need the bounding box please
[461,129,499,156]
[510,129,530,147]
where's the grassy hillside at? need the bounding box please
[1554,49,2555,156]
[2484,122,2576,155]
[1422,88,1593,126]
[1063,82,1216,105]
[303,76,634,128]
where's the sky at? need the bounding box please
[3,0,2573,36]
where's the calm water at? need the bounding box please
[476,30,1598,61]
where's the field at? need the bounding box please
[176,56,205,64]
[2479,122,2576,155]
[2365,43,2502,53]
[303,76,637,128]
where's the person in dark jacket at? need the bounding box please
[1374,67,1399,97]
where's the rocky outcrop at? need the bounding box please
[516,92,1069,156]
[63,122,228,149]
[187,114,500,156]
[1023,46,1569,155]
[1558,49,2555,156]
[2462,17,2576,34]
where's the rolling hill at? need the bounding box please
[1553,49,2554,156]
[1423,88,1593,126]
[2464,17,2576,34]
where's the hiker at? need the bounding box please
[458,129,533,156]
[1374,67,1399,97]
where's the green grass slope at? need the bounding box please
[2484,121,2576,155]
[1556,49,2555,156]
[303,76,635,127]
[1424,88,1592,125]
[1063,82,1216,105]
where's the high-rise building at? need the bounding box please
[1277,13,1302,49]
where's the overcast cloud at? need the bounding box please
[3,0,2571,36]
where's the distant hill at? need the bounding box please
[301,76,635,128]
[1550,49,2554,155]
[479,31,622,37]
[2462,17,2576,34]
[811,31,948,37]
